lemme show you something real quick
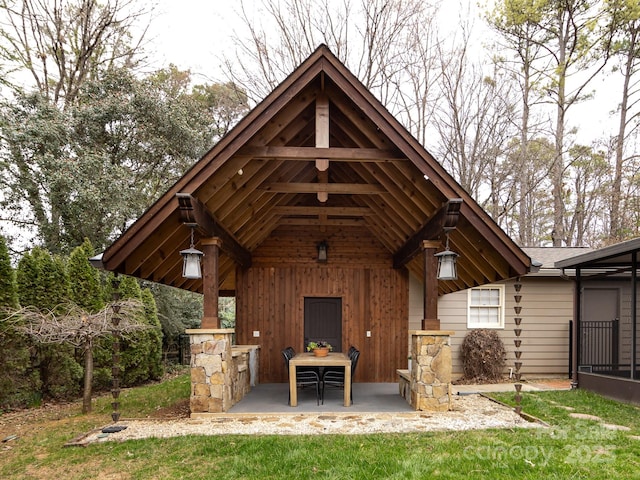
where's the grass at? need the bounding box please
[2,375,640,479]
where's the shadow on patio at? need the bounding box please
[228,383,414,414]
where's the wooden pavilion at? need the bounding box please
[100,45,532,386]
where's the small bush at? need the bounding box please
[460,329,506,383]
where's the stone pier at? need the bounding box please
[410,330,453,412]
[186,329,260,414]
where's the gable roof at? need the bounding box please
[523,247,593,277]
[524,247,593,269]
[101,45,531,294]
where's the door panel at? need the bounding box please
[304,297,342,352]
[581,288,620,369]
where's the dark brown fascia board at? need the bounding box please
[393,199,463,269]
[176,193,252,268]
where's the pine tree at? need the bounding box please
[68,239,104,313]
[0,236,18,309]
[141,288,164,380]
[16,247,81,400]
[0,235,35,408]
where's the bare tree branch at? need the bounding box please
[5,299,152,347]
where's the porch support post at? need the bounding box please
[201,237,222,329]
[571,268,581,389]
[422,240,440,330]
[631,256,637,380]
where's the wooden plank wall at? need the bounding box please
[235,225,409,383]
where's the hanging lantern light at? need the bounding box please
[180,227,204,279]
[317,240,328,263]
[434,232,458,280]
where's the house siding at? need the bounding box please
[411,275,574,377]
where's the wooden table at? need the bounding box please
[289,352,351,407]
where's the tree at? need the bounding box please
[434,26,519,211]
[0,235,17,308]
[140,288,163,380]
[15,247,81,400]
[604,0,640,241]
[490,1,613,246]
[0,0,149,107]
[9,299,148,413]
[565,144,610,245]
[0,67,228,254]
[0,234,34,408]
[222,0,442,138]
[109,275,162,386]
[146,282,202,360]
[0,2,250,256]
[68,239,104,313]
[192,81,250,144]
[487,0,552,246]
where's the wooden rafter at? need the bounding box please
[237,146,404,162]
[393,199,463,269]
[176,193,252,268]
[272,206,372,216]
[259,183,385,194]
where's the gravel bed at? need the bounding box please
[87,394,542,442]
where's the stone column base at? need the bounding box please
[409,330,454,412]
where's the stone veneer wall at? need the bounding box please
[186,329,260,414]
[410,330,453,412]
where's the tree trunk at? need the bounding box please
[82,337,93,414]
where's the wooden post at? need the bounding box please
[422,240,440,330]
[316,93,329,203]
[201,237,222,329]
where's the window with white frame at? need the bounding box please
[467,286,505,329]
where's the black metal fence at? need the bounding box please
[579,318,620,373]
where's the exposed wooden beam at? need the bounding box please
[316,94,330,203]
[237,146,404,162]
[278,218,366,226]
[259,183,385,194]
[176,193,252,268]
[272,206,372,216]
[393,199,463,269]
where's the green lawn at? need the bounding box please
[2,374,639,479]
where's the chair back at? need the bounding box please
[282,347,294,366]
[350,350,360,377]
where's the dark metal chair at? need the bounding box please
[282,348,322,405]
[322,348,360,404]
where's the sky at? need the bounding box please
[144,0,619,145]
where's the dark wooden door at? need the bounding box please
[304,297,342,352]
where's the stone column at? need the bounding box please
[410,330,454,412]
[187,329,234,413]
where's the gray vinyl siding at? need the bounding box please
[409,274,574,377]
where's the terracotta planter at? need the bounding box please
[313,347,329,357]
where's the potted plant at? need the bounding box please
[307,341,333,357]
